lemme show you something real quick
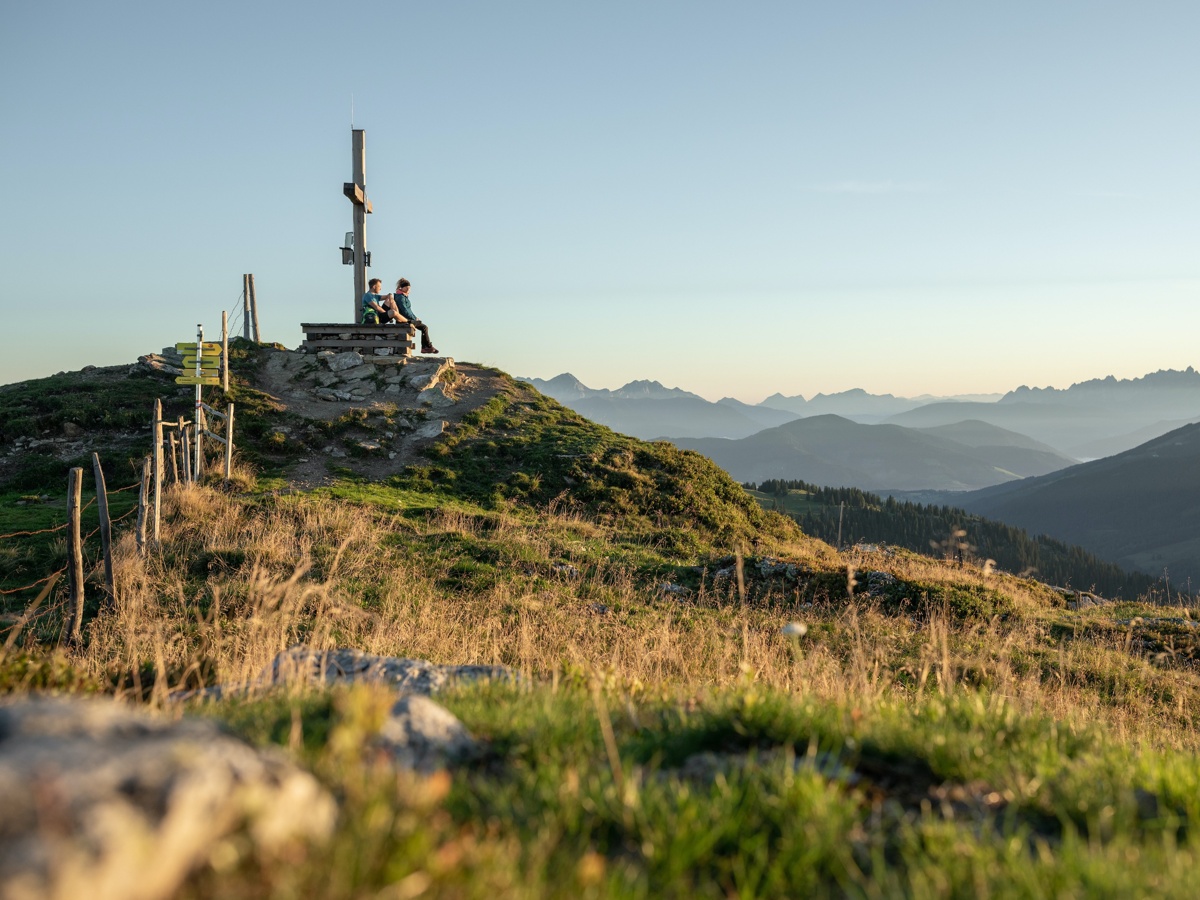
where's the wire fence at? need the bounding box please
[0,492,123,542]
[0,480,138,598]
[3,294,244,633]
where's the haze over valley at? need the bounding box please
[523,367,1200,584]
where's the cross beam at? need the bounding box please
[344,129,374,320]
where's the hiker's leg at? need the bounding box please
[416,322,435,352]
[382,297,403,321]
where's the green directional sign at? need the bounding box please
[176,375,222,386]
[176,342,222,353]
[181,356,220,370]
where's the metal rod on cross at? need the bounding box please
[344,128,373,321]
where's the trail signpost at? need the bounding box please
[173,326,236,479]
[175,340,221,386]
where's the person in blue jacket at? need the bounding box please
[392,278,439,355]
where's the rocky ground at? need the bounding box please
[142,343,509,489]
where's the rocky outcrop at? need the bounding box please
[132,354,183,377]
[0,696,335,900]
[263,646,513,694]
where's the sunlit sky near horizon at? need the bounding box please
[2,1,1197,403]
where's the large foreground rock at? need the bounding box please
[0,697,335,900]
[376,694,482,772]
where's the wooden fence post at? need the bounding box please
[221,309,230,393]
[152,399,163,545]
[91,453,114,603]
[168,432,180,485]
[178,416,189,484]
[136,456,150,555]
[243,274,251,340]
[67,467,85,643]
[224,403,235,479]
[249,273,261,342]
[181,424,192,484]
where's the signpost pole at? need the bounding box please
[221,310,229,393]
[194,324,203,481]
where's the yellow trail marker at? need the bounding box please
[176,342,221,353]
[181,357,221,370]
[176,376,222,386]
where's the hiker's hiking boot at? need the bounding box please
[422,346,439,355]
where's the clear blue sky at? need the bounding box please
[2,1,1197,401]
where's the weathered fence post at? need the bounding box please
[177,416,190,484]
[168,432,180,485]
[243,274,251,340]
[136,456,150,555]
[91,453,114,603]
[249,273,261,342]
[152,399,163,544]
[224,403,235,479]
[67,467,85,643]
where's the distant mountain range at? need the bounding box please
[671,415,1076,492]
[885,368,1200,457]
[519,374,799,439]
[519,374,1003,440]
[759,388,1002,422]
[522,370,1200,583]
[522,368,1200,460]
[950,422,1200,587]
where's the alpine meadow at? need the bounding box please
[4,343,1200,898]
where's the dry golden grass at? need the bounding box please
[4,481,1193,751]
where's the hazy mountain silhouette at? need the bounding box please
[520,375,1010,439]
[760,389,1003,423]
[568,396,797,440]
[672,415,1076,491]
[887,368,1200,455]
[955,422,1200,586]
[520,373,705,404]
[1066,416,1200,460]
[518,375,798,439]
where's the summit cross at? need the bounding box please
[343,128,374,321]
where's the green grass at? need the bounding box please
[391,383,799,557]
[187,680,1200,898]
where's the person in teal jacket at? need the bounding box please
[361,278,400,324]
[392,278,439,354]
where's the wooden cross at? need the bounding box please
[343,128,374,321]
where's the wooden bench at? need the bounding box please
[300,322,416,361]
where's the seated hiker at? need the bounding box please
[392,278,439,354]
[361,278,407,324]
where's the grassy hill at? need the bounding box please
[672,414,1075,491]
[956,422,1200,588]
[5,346,1200,896]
